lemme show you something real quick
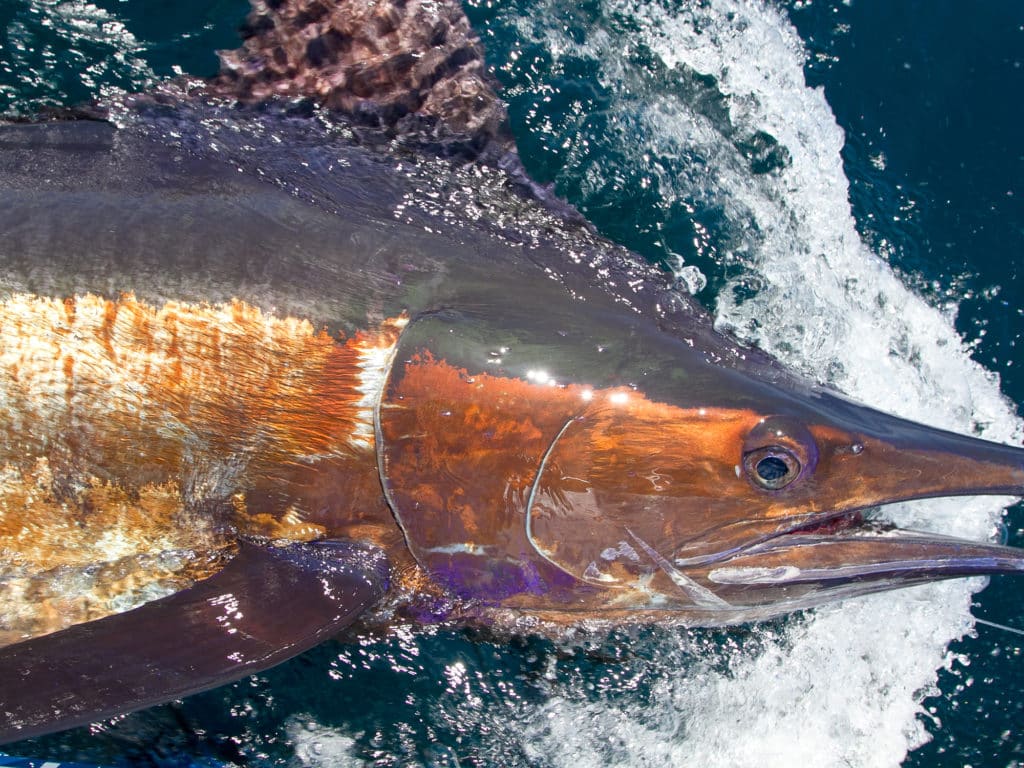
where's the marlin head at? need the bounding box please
[378,305,1024,623]
[529,369,1024,622]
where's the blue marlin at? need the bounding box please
[1,0,1023,744]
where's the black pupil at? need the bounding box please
[756,456,790,482]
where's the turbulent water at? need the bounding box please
[2,1,1023,766]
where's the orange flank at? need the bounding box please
[0,293,406,470]
[0,293,406,641]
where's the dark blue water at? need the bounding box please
[1,1,1022,766]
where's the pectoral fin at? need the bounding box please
[0,539,389,744]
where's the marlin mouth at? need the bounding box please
[671,512,876,570]
[784,511,867,537]
[704,509,1024,589]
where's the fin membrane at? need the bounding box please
[212,0,509,143]
[0,539,388,744]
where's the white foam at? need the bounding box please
[498,0,1022,765]
[286,717,366,768]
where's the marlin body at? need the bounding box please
[2,0,1024,745]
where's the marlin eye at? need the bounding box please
[744,447,801,490]
[742,416,817,491]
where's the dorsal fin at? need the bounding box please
[211,0,510,146]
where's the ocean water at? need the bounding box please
[1,1,1023,767]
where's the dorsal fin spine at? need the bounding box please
[214,0,510,144]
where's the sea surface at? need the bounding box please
[1,1,1023,766]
